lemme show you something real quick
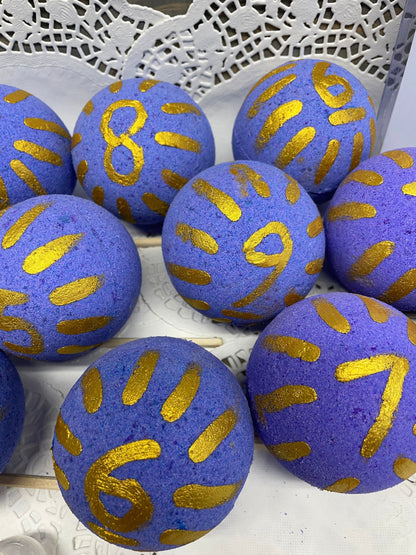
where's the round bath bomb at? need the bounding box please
[325,147,416,311]
[232,58,377,201]
[0,351,25,472]
[246,291,416,493]
[0,84,75,208]
[0,194,141,361]
[52,336,254,551]
[162,160,325,326]
[71,78,215,226]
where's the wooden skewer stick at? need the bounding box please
[103,337,223,348]
[133,236,162,248]
[0,473,60,490]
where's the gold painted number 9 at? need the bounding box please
[312,61,354,109]
[100,99,148,186]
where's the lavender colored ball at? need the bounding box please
[52,336,254,551]
[246,292,416,493]
[0,351,25,473]
[232,58,377,202]
[0,84,75,208]
[0,194,141,361]
[325,147,416,311]
[71,78,215,226]
[162,160,325,326]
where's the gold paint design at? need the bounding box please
[229,163,271,198]
[285,176,301,204]
[84,440,160,533]
[311,297,351,334]
[0,288,44,355]
[379,269,416,304]
[357,295,390,324]
[407,318,416,346]
[142,192,169,217]
[255,100,303,152]
[221,309,263,320]
[81,367,103,414]
[92,186,105,205]
[402,182,416,196]
[248,73,297,118]
[159,529,210,546]
[324,477,360,493]
[327,202,376,221]
[2,201,51,249]
[348,241,395,281]
[155,131,201,153]
[275,126,316,168]
[336,354,409,457]
[188,408,238,463]
[370,118,376,154]
[55,411,82,456]
[49,275,104,306]
[4,89,31,103]
[117,197,136,223]
[268,441,311,461]
[284,290,304,306]
[173,481,242,509]
[382,149,414,169]
[312,61,354,108]
[305,258,323,275]
[175,222,218,254]
[10,160,47,196]
[14,140,63,166]
[349,132,364,173]
[57,344,100,355]
[307,216,323,238]
[109,81,122,93]
[233,221,293,309]
[57,316,112,335]
[161,102,201,115]
[138,79,160,92]
[23,233,83,274]
[122,350,160,406]
[87,522,139,547]
[263,334,321,362]
[76,160,88,187]
[393,456,416,480]
[181,296,210,311]
[246,62,297,96]
[315,139,340,185]
[254,385,317,426]
[329,108,366,126]
[161,362,202,422]
[347,169,383,186]
[0,177,8,211]
[24,117,71,139]
[53,458,70,491]
[101,99,147,186]
[161,168,187,191]
[167,263,211,285]
[83,100,94,115]
[71,132,82,150]
[192,178,242,221]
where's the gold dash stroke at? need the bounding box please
[167,263,211,285]
[160,529,210,546]
[229,163,271,198]
[248,73,297,118]
[4,89,31,103]
[117,197,136,223]
[81,366,103,414]
[24,117,71,139]
[49,275,104,306]
[327,202,376,222]
[2,201,51,249]
[175,222,218,254]
[14,140,63,166]
[76,160,88,187]
[305,258,323,275]
[255,385,317,426]
[286,176,301,204]
[402,182,416,196]
[92,186,104,206]
[55,411,82,456]
[329,108,366,125]
[57,344,100,355]
[161,168,188,191]
[407,318,416,346]
[181,296,210,311]
[122,350,160,406]
[10,160,47,196]
[315,139,340,185]
[23,233,83,274]
[275,127,316,169]
[87,522,139,547]
[142,192,169,217]
[324,477,360,493]
[109,80,122,93]
[155,131,201,153]
[161,362,202,422]
[393,456,416,480]
[348,241,395,281]
[347,169,383,186]
[307,216,323,238]
[379,269,416,304]
[161,102,201,115]
[311,297,351,334]
[246,62,297,96]
[189,408,238,463]
[57,316,111,335]
[53,458,70,491]
[263,334,320,362]
[71,133,82,150]
[82,100,94,115]
[268,441,311,461]
[357,294,390,324]
[139,79,160,92]
[349,132,364,173]
[192,178,241,221]
[382,149,414,169]
[255,100,303,152]
[173,481,242,509]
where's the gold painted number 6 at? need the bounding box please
[312,61,354,109]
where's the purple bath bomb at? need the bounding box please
[0,84,75,208]
[232,58,377,202]
[162,160,325,326]
[52,336,254,551]
[325,147,416,311]
[72,78,215,226]
[0,194,141,361]
[246,291,416,493]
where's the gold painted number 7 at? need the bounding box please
[335,354,409,458]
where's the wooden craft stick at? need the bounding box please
[134,236,162,248]
[0,473,60,490]
[103,337,223,348]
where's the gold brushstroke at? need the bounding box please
[379,269,416,304]
[122,350,160,406]
[83,100,94,115]
[263,334,320,362]
[24,117,71,139]
[4,89,31,103]
[155,131,201,153]
[109,80,122,93]
[57,344,100,355]
[57,316,111,335]
[324,477,360,493]
[315,139,340,185]
[175,222,218,254]
[0,177,8,211]
[357,295,390,324]
[327,202,376,221]
[348,241,395,281]
[407,318,416,346]
[221,309,263,320]
[402,182,416,196]
[286,176,301,204]
[229,163,271,198]
[329,108,366,125]
[81,366,102,414]
[382,149,414,169]
[275,127,316,168]
[336,354,409,458]
[92,186,105,205]
[268,441,311,461]
[161,102,201,115]
[117,197,136,223]
[370,118,376,154]
[311,297,350,333]
[71,133,82,150]
[55,411,82,456]
[181,296,210,311]
[305,258,323,275]
[284,290,304,306]
[393,456,416,480]
[255,385,317,426]
[76,160,88,187]
[161,168,188,190]
[14,140,63,166]
[246,62,297,96]
[139,79,160,92]
[2,201,51,249]
[49,275,104,306]
[159,529,210,546]
[188,408,238,463]
[173,481,242,509]
[142,192,169,217]
[346,169,383,186]
[349,132,364,172]
[23,233,83,274]
[87,522,139,547]
[312,61,354,108]
[161,362,202,422]
[255,100,303,152]
[53,458,70,491]
[167,263,211,285]
[248,73,297,118]
[307,216,323,238]
[192,178,241,221]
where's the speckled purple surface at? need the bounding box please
[325,147,416,311]
[0,194,141,361]
[0,84,75,206]
[162,160,325,326]
[246,292,416,493]
[232,58,376,202]
[52,336,254,551]
[72,78,215,226]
